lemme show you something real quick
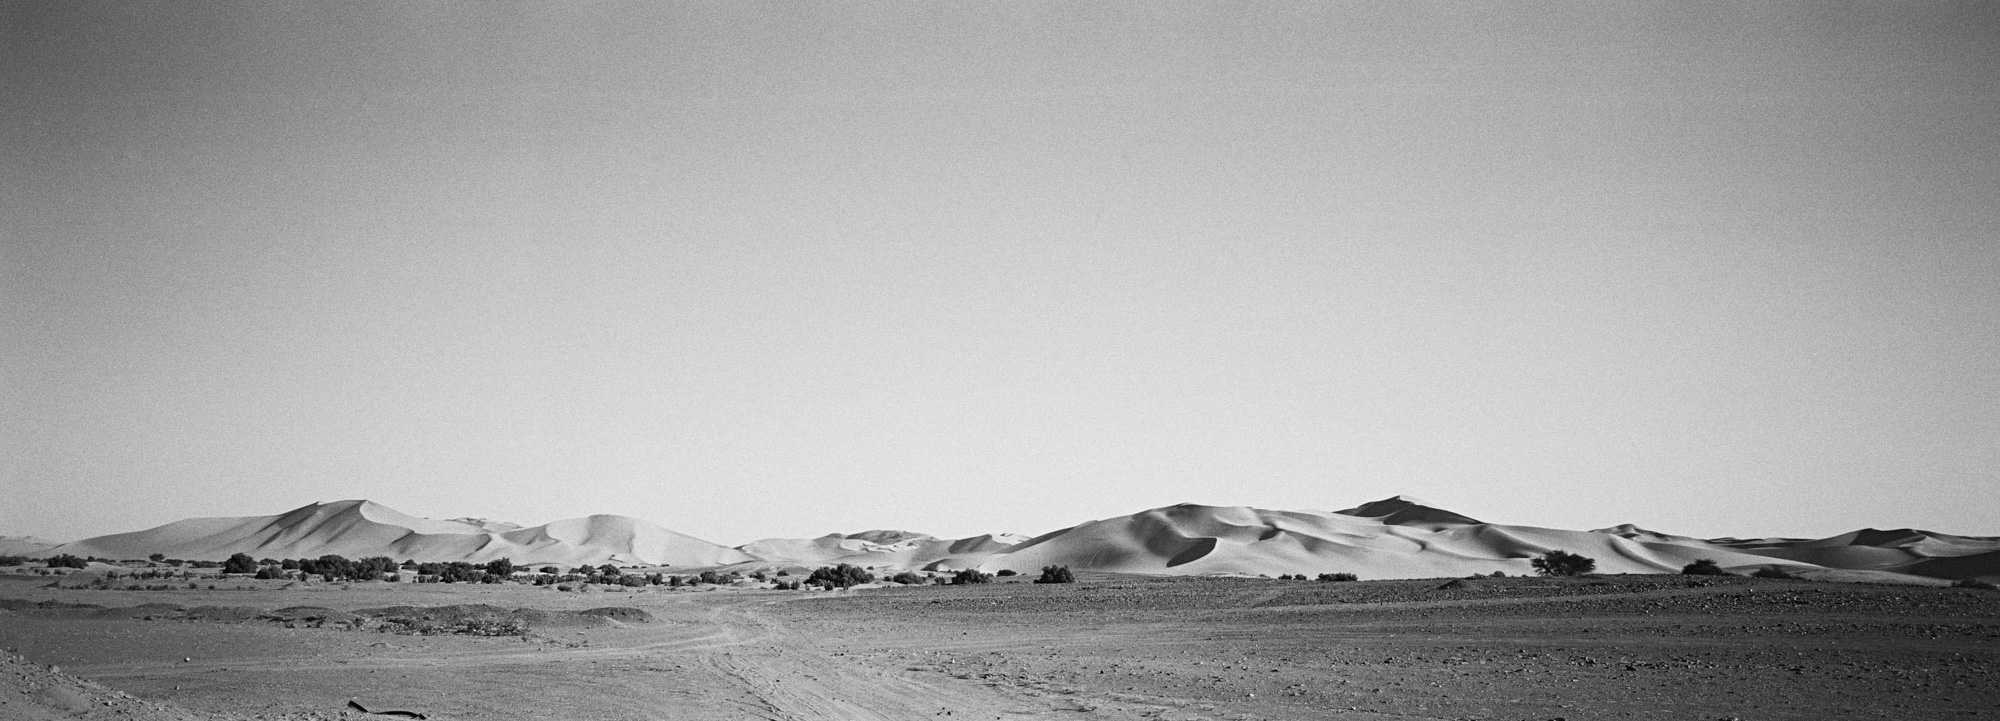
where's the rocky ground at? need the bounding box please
[0,572,1995,720]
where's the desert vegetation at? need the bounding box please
[1681,558,1728,576]
[807,563,874,589]
[1034,565,1075,584]
[1530,549,1596,577]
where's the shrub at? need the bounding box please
[1752,567,1797,580]
[281,558,299,570]
[484,558,515,577]
[698,570,725,585]
[1681,559,1728,576]
[807,563,874,589]
[1954,578,1997,590]
[189,560,220,569]
[995,569,1017,577]
[597,564,621,578]
[0,556,26,566]
[222,553,257,574]
[149,553,166,562]
[951,569,993,585]
[1530,550,1596,577]
[1317,572,1358,582]
[46,554,87,569]
[254,567,284,580]
[540,566,560,574]
[1034,565,1075,584]
[889,571,924,585]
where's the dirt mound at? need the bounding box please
[0,650,225,720]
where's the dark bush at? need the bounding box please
[1530,550,1596,577]
[281,558,299,570]
[950,569,993,585]
[889,571,924,585]
[1034,565,1074,584]
[0,556,27,566]
[1682,559,1728,576]
[484,558,515,577]
[540,566,560,574]
[597,564,621,578]
[148,553,166,562]
[698,570,725,585]
[222,553,258,574]
[1317,572,1358,582]
[807,563,874,589]
[46,554,87,569]
[253,567,285,580]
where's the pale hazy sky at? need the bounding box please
[5,2,1996,546]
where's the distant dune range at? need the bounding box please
[14,497,1999,582]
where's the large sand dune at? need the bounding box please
[41,500,751,567]
[736,530,1028,571]
[0,535,57,557]
[20,496,1998,582]
[983,497,1823,579]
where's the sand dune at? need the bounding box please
[18,496,1997,582]
[982,499,1819,579]
[0,535,57,557]
[736,530,1027,571]
[1621,526,2000,581]
[40,500,749,567]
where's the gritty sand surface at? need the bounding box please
[2,573,1997,720]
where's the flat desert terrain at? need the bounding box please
[2,572,1996,720]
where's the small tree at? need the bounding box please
[222,553,257,574]
[889,571,924,585]
[951,569,993,585]
[1681,559,1727,576]
[1530,550,1596,577]
[807,563,873,589]
[484,558,516,577]
[995,569,1017,577]
[148,553,166,563]
[1034,565,1075,584]
[46,554,87,569]
[1318,572,1358,582]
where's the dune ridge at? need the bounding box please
[40,500,750,568]
[17,497,1998,583]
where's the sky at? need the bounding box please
[4,2,1997,546]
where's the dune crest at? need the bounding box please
[15,497,1996,582]
[39,501,747,567]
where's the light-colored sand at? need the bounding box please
[735,531,1026,571]
[0,536,58,557]
[24,497,2000,583]
[40,501,749,568]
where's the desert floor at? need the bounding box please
[1,572,1996,720]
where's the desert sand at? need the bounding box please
[24,496,1999,584]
